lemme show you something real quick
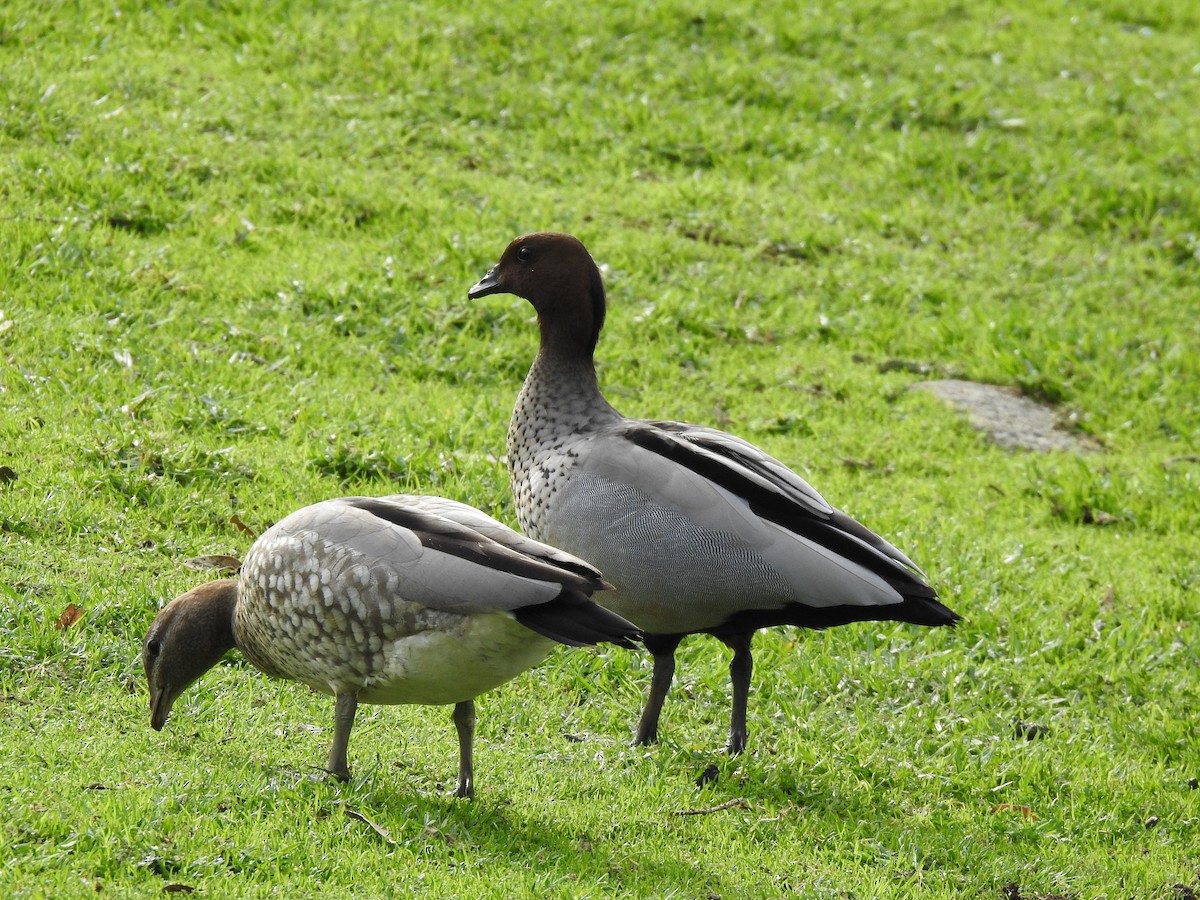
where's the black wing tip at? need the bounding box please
[870,594,962,628]
[908,594,961,627]
[711,593,961,634]
[606,630,644,651]
[514,590,642,649]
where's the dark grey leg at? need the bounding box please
[633,634,684,746]
[327,693,358,780]
[452,700,476,799]
[722,632,754,755]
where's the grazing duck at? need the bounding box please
[143,494,640,797]
[468,232,959,754]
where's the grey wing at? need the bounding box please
[330,496,634,647]
[637,419,834,517]
[269,498,586,618]
[379,493,605,581]
[633,419,926,577]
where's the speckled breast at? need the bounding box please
[233,530,422,695]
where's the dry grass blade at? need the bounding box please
[182,555,242,573]
[672,798,750,817]
[345,807,396,846]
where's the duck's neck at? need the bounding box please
[513,341,618,429]
[191,579,241,661]
[506,347,617,538]
[507,344,618,493]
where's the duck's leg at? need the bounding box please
[721,631,754,755]
[633,633,684,746]
[452,700,476,799]
[327,693,358,780]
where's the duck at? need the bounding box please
[468,232,959,754]
[142,493,640,797]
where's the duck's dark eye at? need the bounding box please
[146,639,161,657]
[516,245,534,264]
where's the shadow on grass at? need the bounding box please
[167,750,690,890]
[628,741,871,815]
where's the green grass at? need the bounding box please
[2,0,1199,896]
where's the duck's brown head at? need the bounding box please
[468,232,607,355]
[143,579,239,731]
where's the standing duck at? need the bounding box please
[468,232,959,754]
[143,494,639,797]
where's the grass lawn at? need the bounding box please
[2,0,1198,896]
